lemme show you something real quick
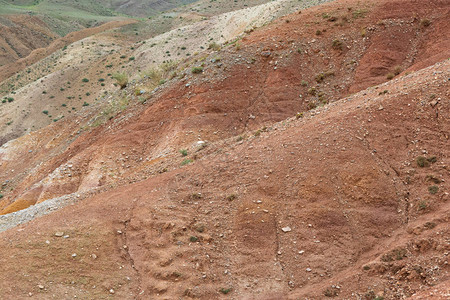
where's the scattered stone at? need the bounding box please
[54,232,64,237]
[306,268,312,272]
[109,289,115,294]
[282,226,292,232]
[71,253,77,258]
[38,285,44,289]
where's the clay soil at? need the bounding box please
[0,0,449,299]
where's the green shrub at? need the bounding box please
[7,97,14,102]
[192,67,203,74]
[181,159,192,166]
[112,73,128,89]
[332,39,343,50]
[180,149,188,156]
[418,201,427,211]
[416,156,436,167]
[82,78,89,82]
[42,110,49,115]
[428,186,439,194]
[220,288,232,294]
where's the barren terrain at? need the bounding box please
[0,0,448,299]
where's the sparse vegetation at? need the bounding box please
[112,73,128,89]
[208,42,221,51]
[220,288,232,294]
[381,248,407,262]
[386,73,395,80]
[428,185,439,194]
[180,149,188,156]
[352,8,368,19]
[418,201,428,211]
[332,39,343,50]
[192,67,204,74]
[416,156,436,167]
[315,71,335,83]
[181,159,192,166]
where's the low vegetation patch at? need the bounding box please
[428,185,439,194]
[112,73,128,89]
[181,159,192,166]
[192,67,204,74]
[220,288,232,294]
[332,39,343,50]
[416,156,436,167]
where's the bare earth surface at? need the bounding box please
[0,0,449,299]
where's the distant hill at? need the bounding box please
[0,0,198,19]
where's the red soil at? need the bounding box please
[0,0,448,298]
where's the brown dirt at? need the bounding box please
[0,18,136,82]
[0,0,449,298]
[0,15,58,67]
